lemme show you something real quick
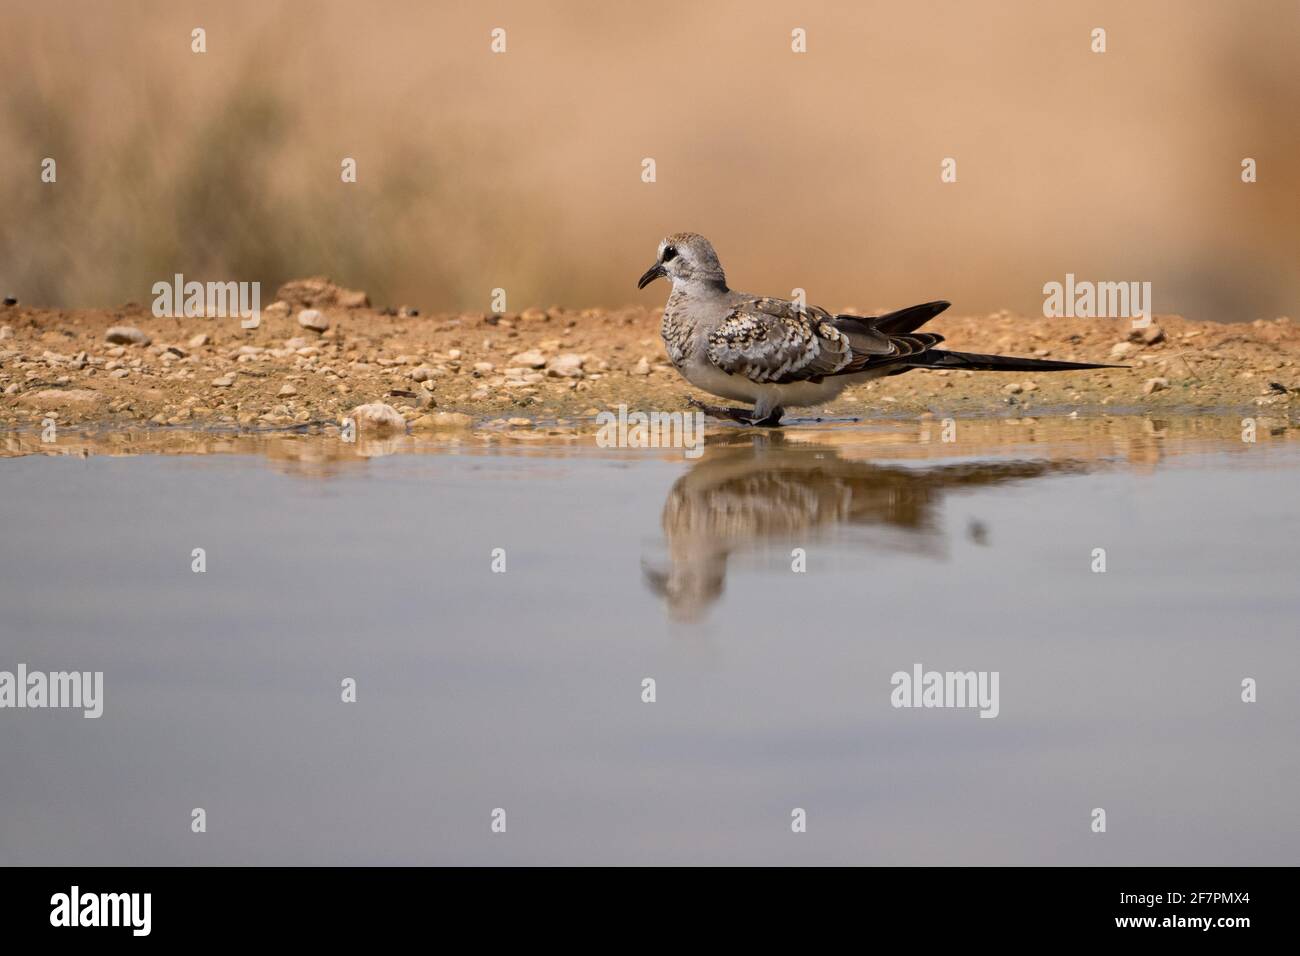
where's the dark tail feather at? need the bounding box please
[921,349,1125,372]
[869,300,951,335]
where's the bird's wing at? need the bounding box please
[706,298,858,384]
[707,297,948,384]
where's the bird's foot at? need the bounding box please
[685,396,753,424]
[686,397,784,427]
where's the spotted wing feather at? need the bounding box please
[707,298,854,384]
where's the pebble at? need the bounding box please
[546,353,585,378]
[1110,341,1135,359]
[19,388,99,405]
[1128,324,1166,346]
[1003,383,1023,395]
[297,309,330,333]
[347,401,407,432]
[275,278,369,310]
[509,350,546,368]
[410,366,437,382]
[411,411,473,430]
[105,326,151,346]
[277,384,298,396]
[211,375,236,388]
[264,301,292,320]
[1143,377,1170,395]
[632,356,651,375]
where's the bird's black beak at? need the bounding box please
[637,262,666,290]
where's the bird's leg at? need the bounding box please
[685,397,786,427]
[685,396,764,426]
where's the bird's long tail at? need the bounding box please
[916,349,1124,372]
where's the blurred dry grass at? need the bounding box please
[1,0,1296,320]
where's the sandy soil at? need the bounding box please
[1,278,1296,431]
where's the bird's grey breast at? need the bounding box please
[660,286,713,367]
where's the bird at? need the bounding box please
[637,232,1123,426]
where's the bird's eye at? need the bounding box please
[662,246,678,262]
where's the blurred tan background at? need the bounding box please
[1,0,1296,321]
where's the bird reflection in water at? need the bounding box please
[642,431,1090,620]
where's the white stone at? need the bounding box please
[298,309,330,333]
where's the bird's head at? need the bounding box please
[637,233,727,291]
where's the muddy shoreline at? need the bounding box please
[2,283,1295,432]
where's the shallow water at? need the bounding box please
[1,415,1297,865]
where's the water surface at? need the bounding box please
[1,415,1296,865]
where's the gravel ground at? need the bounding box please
[1,278,1296,432]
